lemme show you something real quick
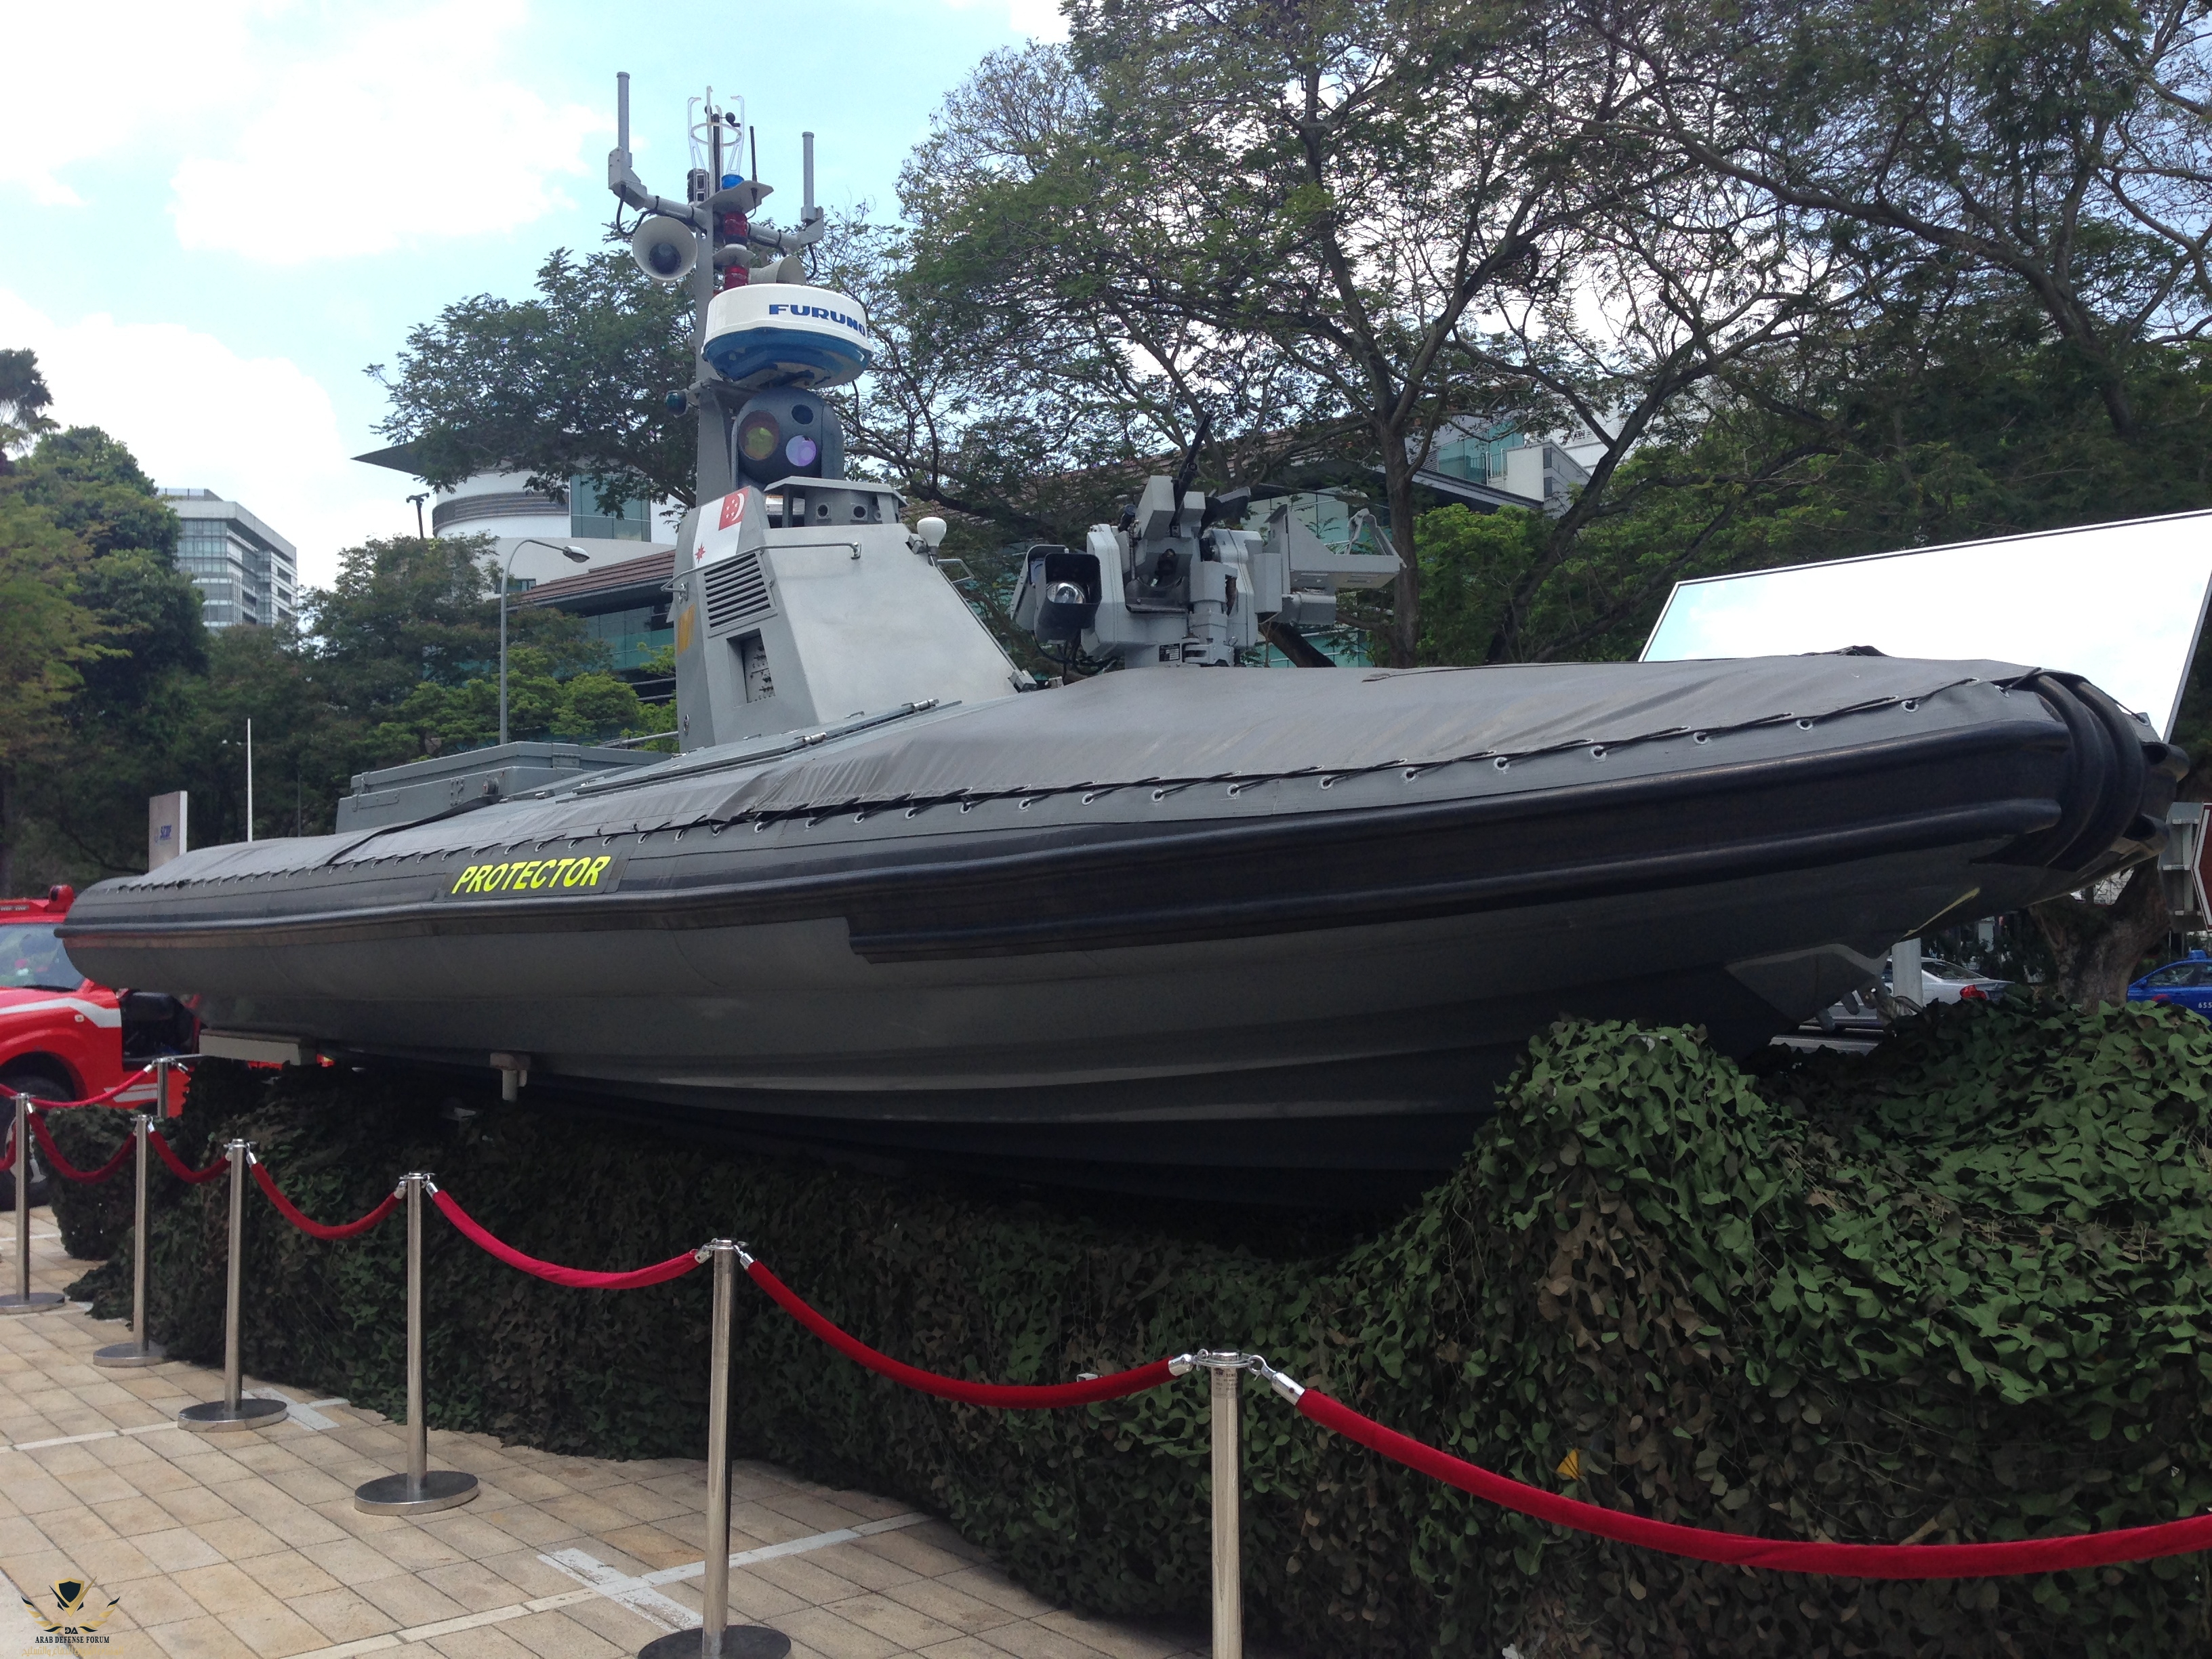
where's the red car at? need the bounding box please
[1,886,193,1206]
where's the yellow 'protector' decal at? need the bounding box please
[442,851,623,899]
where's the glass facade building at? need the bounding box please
[161,489,298,630]
[516,550,677,695]
[1429,426,1522,485]
[567,477,655,542]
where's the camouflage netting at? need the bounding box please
[47,1001,2212,1656]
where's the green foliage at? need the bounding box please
[0,495,98,772]
[364,658,646,761]
[0,421,205,886]
[69,549,208,707]
[52,1004,2212,1656]
[0,415,655,880]
[369,249,697,510]
[555,671,644,739]
[9,426,181,560]
[1408,325,2212,668]
[1413,505,1550,666]
[0,348,56,464]
[311,535,513,708]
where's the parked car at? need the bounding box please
[1917,956,2013,1004]
[0,886,194,1208]
[1814,956,2013,1031]
[2128,949,2212,1020]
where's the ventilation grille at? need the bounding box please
[703,551,773,634]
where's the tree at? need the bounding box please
[12,426,182,558]
[0,352,658,886]
[155,626,354,851]
[897,9,1893,667]
[0,348,55,470]
[821,204,1286,535]
[0,495,101,891]
[306,535,597,721]
[904,16,1652,663]
[361,657,646,762]
[860,44,1349,531]
[369,249,696,513]
[1586,0,2212,999]
[0,414,209,883]
[1611,0,2212,439]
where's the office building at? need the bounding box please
[161,489,299,629]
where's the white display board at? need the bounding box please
[1641,510,2212,737]
[147,790,188,871]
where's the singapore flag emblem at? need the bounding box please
[695,490,747,566]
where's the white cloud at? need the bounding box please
[169,0,604,262]
[0,0,601,260]
[1006,0,1071,41]
[0,289,400,590]
[0,1,268,205]
[936,0,1070,42]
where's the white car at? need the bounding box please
[1915,956,2013,1005]
[1813,956,2012,1031]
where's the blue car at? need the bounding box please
[2129,950,2212,1019]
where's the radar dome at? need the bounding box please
[701,284,873,392]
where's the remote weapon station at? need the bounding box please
[63,81,2185,1200]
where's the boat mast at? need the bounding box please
[610,73,832,516]
[693,95,729,501]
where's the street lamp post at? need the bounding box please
[500,539,590,745]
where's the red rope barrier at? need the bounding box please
[251,1161,401,1240]
[149,1130,228,1185]
[1296,1387,2212,1578]
[14,1069,155,1110]
[27,1113,131,1183]
[744,1258,1177,1408]
[429,1189,700,1289]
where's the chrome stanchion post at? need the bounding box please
[178,1140,285,1431]
[1,1090,64,1314]
[1169,1353,1246,1659]
[638,1241,788,1659]
[1210,1362,1243,1659]
[94,1110,165,1366]
[356,1174,478,1513]
[702,1242,733,1656]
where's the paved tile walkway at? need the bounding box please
[0,1208,1214,1659]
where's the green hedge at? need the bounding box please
[46,1002,2212,1656]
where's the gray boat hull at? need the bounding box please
[62,657,2180,1196]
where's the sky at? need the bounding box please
[0,0,1065,589]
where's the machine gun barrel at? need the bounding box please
[1168,411,1211,536]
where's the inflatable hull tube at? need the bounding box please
[62,657,2182,1202]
